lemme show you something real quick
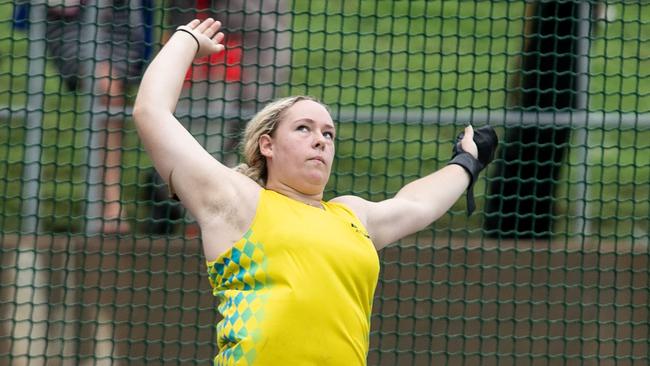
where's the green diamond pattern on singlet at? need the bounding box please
[209,229,269,366]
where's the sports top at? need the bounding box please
[206,189,380,365]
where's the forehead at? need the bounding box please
[283,100,335,128]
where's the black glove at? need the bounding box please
[447,125,498,216]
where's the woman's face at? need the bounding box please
[261,100,336,196]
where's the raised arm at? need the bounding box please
[133,19,260,235]
[334,125,498,250]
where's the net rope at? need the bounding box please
[1,1,649,364]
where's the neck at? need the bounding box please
[265,182,324,208]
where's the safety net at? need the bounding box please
[1,1,649,365]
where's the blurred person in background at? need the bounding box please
[44,0,149,233]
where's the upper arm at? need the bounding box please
[332,195,430,250]
[133,107,260,225]
[332,163,472,250]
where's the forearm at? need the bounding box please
[131,32,198,179]
[363,126,498,248]
[134,32,197,116]
[363,164,471,248]
[395,164,470,221]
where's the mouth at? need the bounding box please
[309,157,326,165]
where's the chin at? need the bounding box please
[299,177,329,194]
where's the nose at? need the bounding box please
[312,132,327,149]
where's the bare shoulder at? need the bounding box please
[331,194,369,207]
[330,195,372,226]
[332,195,413,250]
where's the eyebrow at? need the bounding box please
[293,118,336,132]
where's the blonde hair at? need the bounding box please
[233,96,326,185]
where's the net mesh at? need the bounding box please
[1,1,649,365]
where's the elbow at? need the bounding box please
[133,97,174,126]
[131,104,146,125]
[132,103,157,127]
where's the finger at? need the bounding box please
[210,20,221,33]
[213,42,225,53]
[196,18,215,33]
[185,19,200,29]
[213,32,225,44]
[203,21,221,38]
[213,31,225,53]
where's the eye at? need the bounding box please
[323,131,335,139]
[297,125,309,132]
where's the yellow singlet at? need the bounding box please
[206,189,380,365]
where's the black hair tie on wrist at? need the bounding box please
[176,27,200,53]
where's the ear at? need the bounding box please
[259,134,273,158]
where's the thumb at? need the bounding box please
[460,125,478,159]
[464,125,474,140]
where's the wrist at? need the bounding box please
[174,27,200,54]
[447,152,483,187]
[447,162,472,185]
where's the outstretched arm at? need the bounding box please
[133,19,260,225]
[334,125,498,250]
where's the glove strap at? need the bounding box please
[448,152,483,216]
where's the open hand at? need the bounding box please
[177,18,225,59]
